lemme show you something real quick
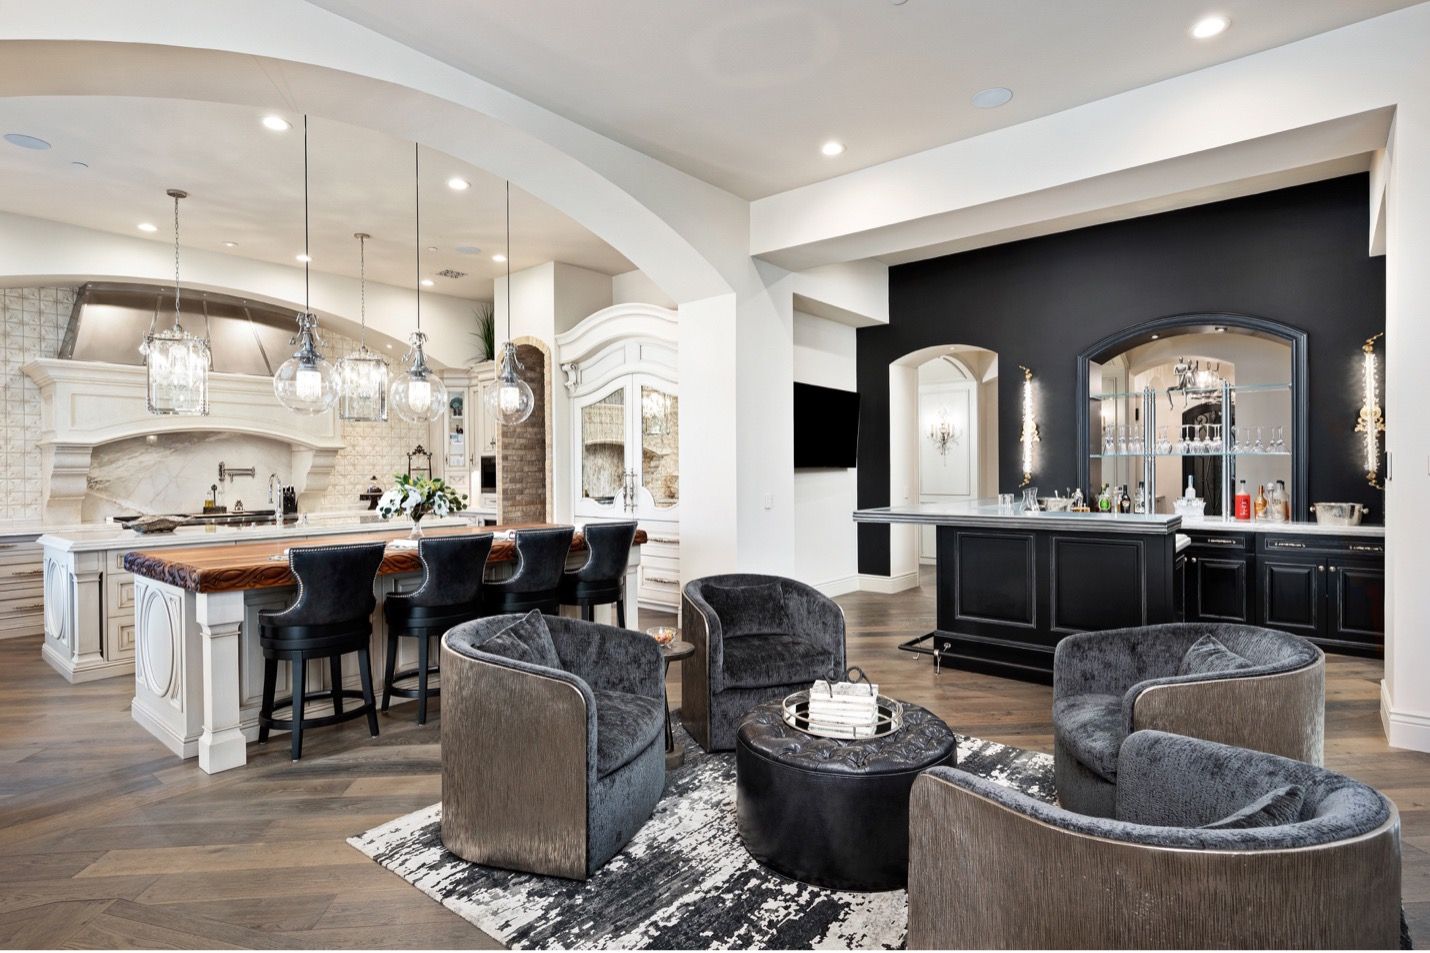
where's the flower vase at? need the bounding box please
[409,510,426,539]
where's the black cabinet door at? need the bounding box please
[1173,553,1187,623]
[1189,555,1251,623]
[1327,561,1385,645]
[1259,559,1323,638]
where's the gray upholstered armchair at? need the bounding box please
[909,730,1401,949]
[682,574,846,752]
[440,612,666,880]
[1053,623,1324,816]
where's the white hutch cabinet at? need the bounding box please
[557,304,680,611]
[433,362,498,519]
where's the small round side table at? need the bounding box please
[658,639,695,769]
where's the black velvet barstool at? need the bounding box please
[382,533,493,725]
[483,526,576,615]
[257,541,387,761]
[559,520,637,627]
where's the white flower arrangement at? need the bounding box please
[376,473,466,525]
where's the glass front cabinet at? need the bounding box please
[559,303,680,611]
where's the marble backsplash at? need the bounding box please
[85,432,296,521]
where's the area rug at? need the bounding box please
[347,724,1055,950]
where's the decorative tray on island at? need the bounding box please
[781,689,905,740]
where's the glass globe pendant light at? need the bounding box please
[144,189,211,415]
[484,181,535,425]
[336,232,389,421]
[273,116,339,415]
[389,143,448,423]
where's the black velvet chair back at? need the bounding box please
[572,521,637,583]
[264,541,387,627]
[407,534,493,608]
[499,526,575,594]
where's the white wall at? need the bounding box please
[612,268,676,309]
[791,310,858,596]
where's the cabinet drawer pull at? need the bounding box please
[10,603,44,612]
[1349,544,1383,553]
[645,574,680,586]
[1201,537,1242,546]
[1329,566,1337,573]
[8,569,44,578]
[1269,540,1306,549]
[1318,565,1325,571]
[648,536,679,545]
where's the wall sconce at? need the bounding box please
[1019,364,1040,487]
[926,408,962,457]
[1355,332,1385,489]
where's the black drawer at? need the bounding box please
[1185,531,1251,552]
[1259,534,1384,557]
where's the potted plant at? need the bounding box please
[376,473,467,538]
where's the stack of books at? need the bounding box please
[807,678,879,737]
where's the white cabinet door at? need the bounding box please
[574,378,633,520]
[632,374,679,522]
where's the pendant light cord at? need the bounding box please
[303,115,310,312]
[172,191,182,330]
[358,233,367,350]
[414,143,421,333]
[505,180,512,341]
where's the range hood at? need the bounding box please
[59,282,305,376]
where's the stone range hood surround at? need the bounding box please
[21,358,342,523]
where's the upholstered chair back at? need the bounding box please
[501,527,576,593]
[264,541,387,627]
[572,521,638,583]
[405,534,493,608]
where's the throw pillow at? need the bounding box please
[482,609,561,669]
[702,582,791,639]
[1177,634,1255,677]
[1200,784,1306,830]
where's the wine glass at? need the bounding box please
[1254,426,1265,453]
[1273,425,1285,452]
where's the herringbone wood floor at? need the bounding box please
[1,573,1427,948]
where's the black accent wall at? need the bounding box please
[857,175,1386,575]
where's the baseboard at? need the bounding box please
[809,574,859,598]
[858,571,921,594]
[1380,679,1430,752]
[41,642,134,684]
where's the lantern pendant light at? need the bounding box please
[484,181,535,425]
[389,143,448,423]
[336,232,389,421]
[144,189,211,415]
[273,116,339,415]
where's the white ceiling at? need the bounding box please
[308,0,1421,199]
[0,96,634,298]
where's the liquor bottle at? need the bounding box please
[1234,479,1251,521]
[1097,484,1112,512]
[1254,484,1268,520]
[1183,475,1196,501]
[1276,480,1291,522]
[1135,481,1146,514]
[1118,485,1132,514]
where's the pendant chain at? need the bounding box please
[172,192,182,329]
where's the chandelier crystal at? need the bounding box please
[390,144,448,423]
[336,232,389,421]
[273,115,339,415]
[144,189,210,416]
[486,181,536,425]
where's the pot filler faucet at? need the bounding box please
[218,462,256,482]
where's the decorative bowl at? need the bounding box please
[646,625,679,646]
[1039,497,1073,512]
[1311,502,1369,526]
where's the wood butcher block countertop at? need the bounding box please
[122,523,646,594]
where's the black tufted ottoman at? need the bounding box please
[735,698,957,891]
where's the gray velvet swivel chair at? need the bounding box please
[440,612,666,880]
[1053,622,1324,816]
[908,730,1401,949]
[681,574,846,752]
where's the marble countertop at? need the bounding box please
[1179,515,1385,537]
[39,513,474,553]
[853,500,1181,535]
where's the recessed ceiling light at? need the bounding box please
[446,177,470,191]
[820,140,845,157]
[420,278,435,287]
[456,244,481,255]
[3,133,51,150]
[222,241,238,248]
[295,253,311,263]
[71,160,89,169]
[1191,14,1230,39]
[972,87,1014,109]
[491,253,507,263]
[261,115,291,132]
[137,222,158,233]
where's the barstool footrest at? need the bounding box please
[385,664,441,700]
[260,688,374,732]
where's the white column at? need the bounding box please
[196,590,249,773]
[1381,99,1430,751]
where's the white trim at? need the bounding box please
[1381,679,1430,753]
[858,571,921,594]
[808,574,859,598]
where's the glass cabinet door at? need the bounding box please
[575,384,629,517]
[638,381,678,513]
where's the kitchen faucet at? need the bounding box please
[218,462,256,482]
[268,473,284,524]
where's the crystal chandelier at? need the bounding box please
[144,189,211,416]
[390,144,448,423]
[274,116,339,415]
[336,232,389,421]
[484,181,535,425]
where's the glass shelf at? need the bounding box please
[1090,382,1293,401]
[1092,450,1291,460]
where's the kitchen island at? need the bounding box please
[119,523,644,773]
[854,501,1183,682]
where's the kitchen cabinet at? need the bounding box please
[1255,534,1383,655]
[432,364,497,513]
[1184,532,1254,624]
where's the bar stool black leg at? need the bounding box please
[416,634,430,726]
[358,647,380,738]
[617,590,626,629]
[381,630,399,712]
[330,656,345,718]
[290,658,306,762]
[259,659,277,744]
[581,603,593,622]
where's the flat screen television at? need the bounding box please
[793,382,860,469]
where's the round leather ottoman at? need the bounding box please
[735,698,957,891]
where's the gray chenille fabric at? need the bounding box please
[444,614,667,876]
[929,730,1392,851]
[1051,623,1321,810]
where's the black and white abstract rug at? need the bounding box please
[348,724,1054,950]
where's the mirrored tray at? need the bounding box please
[781,690,904,740]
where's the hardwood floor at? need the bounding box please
[2,575,1427,948]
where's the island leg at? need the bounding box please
[196,590,248,774]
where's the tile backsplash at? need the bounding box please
[1,286,432,523]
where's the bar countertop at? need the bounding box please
[853,500,1181,535]
[122,523,646,594]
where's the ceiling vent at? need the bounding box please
[436,268,468,279]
